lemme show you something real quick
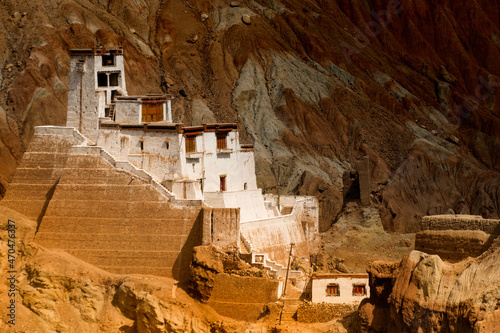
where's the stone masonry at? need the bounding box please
[34,145,204,281]
[1,127,86,222]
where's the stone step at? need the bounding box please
[39,217,190,234]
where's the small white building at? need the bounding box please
[311,274,370,304]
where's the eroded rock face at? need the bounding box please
[0,0,499,233]
[359,244,500,332]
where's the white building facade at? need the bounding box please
[311,274,370,304]
[67,48,278,222]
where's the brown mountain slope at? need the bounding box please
[0,0,500,232]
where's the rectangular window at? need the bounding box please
[326,284,340,296]
[220,175,226,192]
[102,55,115,66]
[141,103,163,122]
[97,73,108,87]
[216,132,228,149]
[185,136,196,153]
[352,284,366,296]
[109,73,119,86]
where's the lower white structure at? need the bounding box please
[311,274,370,304]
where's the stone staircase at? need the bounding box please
[277,283,303,325]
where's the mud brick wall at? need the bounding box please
[1,127,85,221]
[297,303,357,323]
[415,230,492,262]
[34,150,204,281]
[421,215,500,234]
[207,273,279,321]
[211,208,240,248]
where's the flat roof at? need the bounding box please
[311,273,369,279]
[69,48,124,56]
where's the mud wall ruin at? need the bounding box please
[207,273,279,321]
[415,215,500,262]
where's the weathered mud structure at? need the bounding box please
[415,214,500,262]
[1,48,318,285]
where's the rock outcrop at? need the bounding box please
[359,245,500,332]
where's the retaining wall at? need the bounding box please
[0,126,86,221]
[33,144,204,281]
[207,273,279,321]
[240,200,309,266]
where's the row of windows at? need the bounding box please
[185,132,229,153]
[97,72,120,88]
[326,283,366,297]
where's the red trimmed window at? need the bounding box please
[352,284,366,296]
[326,284,340,296]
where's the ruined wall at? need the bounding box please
[207,273,279,321]
[211,208,240,248]
[0,126,86,221]
[416,215,500,262]
[33,145,204,281]
[421,215,500,234]
[415,230,492,262]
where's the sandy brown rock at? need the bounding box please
[359,242,500,332]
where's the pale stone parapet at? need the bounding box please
[34,126,88,145]
[69,145,178,202]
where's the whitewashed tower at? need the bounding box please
[66,48,127,142]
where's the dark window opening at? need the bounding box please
[165,141,169,149]
[109,73,119,86]
[97,73,108,87]
[216,132,228,149]
[326,284,340,296]
[111,90,119,102]
[139,141,144,151]
[105,107,110,117]
[220,175,226,192]
[352,284,366,296]
[102,55,115,66]
[244,182,247,190]
[185,136,196,153]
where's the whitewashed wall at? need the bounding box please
[97,128,182,182]
[312,276,370,304]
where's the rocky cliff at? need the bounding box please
[359,242,500,332]
[1,0,500,232]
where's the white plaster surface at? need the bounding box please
[312,276,370,304]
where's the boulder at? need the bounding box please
[242,15,251,25]
[439,66,458,85]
